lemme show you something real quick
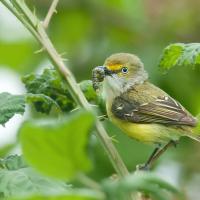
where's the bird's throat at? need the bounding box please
[103,70,148,102]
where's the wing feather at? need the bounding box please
[111,96,197,126]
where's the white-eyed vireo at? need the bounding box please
[92,53,199,170]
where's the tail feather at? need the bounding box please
[188,114,200,142]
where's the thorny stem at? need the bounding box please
[43,0,59,29]
[0,0,131,183]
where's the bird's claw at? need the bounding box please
[136,163,150,171]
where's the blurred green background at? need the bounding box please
[1,0,200,199]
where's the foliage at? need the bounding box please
[19,110,95,180]
[0,155,182,200]
[103,172,182,200]
[9,193,100,200]
[22,69,103,115]
[0,155,70,199]
[0,143,16,158]
[22,69,76,114]
[0,155,101,200]
[0,92,25,126]
[159,43,200,71]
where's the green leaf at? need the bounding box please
[0,155,70,199]
[159,43,200,71]
[0,155,27,170]
[79,81,106,115]
[0,41,34,72]
[79,80,98,103]
[8,190,101,200]
[19,110,95,180]
[22,69,75,114]
[26,93,61,114]
[0,143,16,158]
[0,92,25,126]
[22,69,104,114]
[103,172,181,200]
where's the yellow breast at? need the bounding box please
[106,103,181,145]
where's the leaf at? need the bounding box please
[22,69,75,114]
[22,69,104,114]
[0,92,25,126]
[0,155,70,199]
[26,93,61,114]
[8,190,101,200]
[79,80,98,103]
[19,110,95,180]
[0,143,16,158]
[79,81,106,115]
[0,155,27,170]
[159,43,200,71]
[0,41,34,72]
[102,172,182,200]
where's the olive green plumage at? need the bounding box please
[93,53,200,145]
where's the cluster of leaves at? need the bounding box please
[0,155,98,200]
[0,68,105,127]
[0,154,180,200]
[22,68,101,114]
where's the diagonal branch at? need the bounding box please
[43,0,59,29]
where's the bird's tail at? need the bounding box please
[188,114,200,142]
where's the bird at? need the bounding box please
[92,53,200,170]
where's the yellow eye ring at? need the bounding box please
[121,67,128,73]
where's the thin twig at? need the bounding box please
[43,0,59,29]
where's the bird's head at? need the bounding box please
[102,53,148,92]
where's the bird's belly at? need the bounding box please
[109,114,181,145]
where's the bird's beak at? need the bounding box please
[103,67,113,76]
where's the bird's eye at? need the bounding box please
[121,67,128,74]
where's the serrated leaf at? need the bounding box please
[19,110,95,180]
[22,69,75,114]
[26,93,61,114]
[0,92,25,126]
[159,43,200,71]
[0,155,69,199]
[22,69,104,114]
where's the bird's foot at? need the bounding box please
[98,114,108,121]
[136,163,150,171]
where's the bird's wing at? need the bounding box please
[111,95,197,126]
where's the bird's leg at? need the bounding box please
[98,114,108,121]
[138,140,177,171]
[137,146,161,171]
[149,140,177,165]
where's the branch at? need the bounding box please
[43,0,59,29]
[0,0,130,182]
